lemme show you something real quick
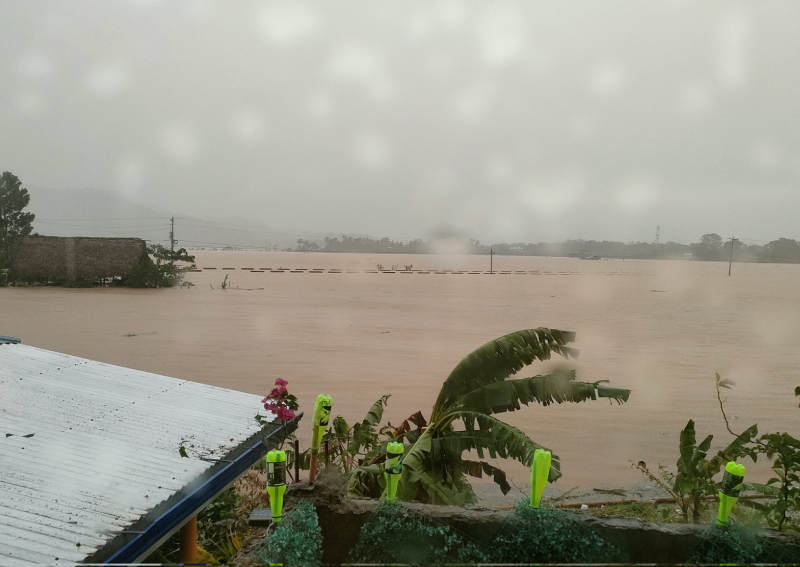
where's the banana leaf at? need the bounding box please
[392,410,427,437]
[454,411,561,481]
[349,395,391,455]
[455,369,630,414]
[434,328,578,411]
[461,459,512,495]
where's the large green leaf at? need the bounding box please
[349,395,391,455]
[402,428,432,473]
[404,468,474,505]
[434,328,578,413]
[710,423,759,471]
[461,460,512,495]
[455,369,630,414]
[453,411,561,482]
[347,464,383,498]
[677,419,699,473]
[363,395,391,426]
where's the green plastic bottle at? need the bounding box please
[716,461,746,526]
[384,441,405,502]
[266,450,287,523]
[530,449,552,509]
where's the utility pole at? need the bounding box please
[490,248,493,274]
[728,236,738,276]
[170,216,175,252]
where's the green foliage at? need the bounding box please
[492,502,623,563]
[689,524,800,564]
[750,432,800,531]
[434,328,579,409]
[196,487,242,562]
[254,501,322,567]
[347,329,630,504]
[690,524,764,563]
[349,502,489,564]
[716,379,800,531]
[0,171,35,270]
[122,244,195,288]
[144,486,241,564]
[633,418,758,522]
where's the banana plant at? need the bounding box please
[632,419,758,522]
[351,328,631,504]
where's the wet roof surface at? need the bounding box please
[0,344,269,566]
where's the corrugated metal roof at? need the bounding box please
[0,344,274,566]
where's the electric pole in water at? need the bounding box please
[728,236,738,276]
[170,217,175,251]
[490,248,493,274]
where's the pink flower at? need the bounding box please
[263,402,279,413]
[268,388,282,399]
[275,378,288,388]
[276,407,296,421]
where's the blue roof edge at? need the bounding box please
[0,335,21,344]
[97,412,303,564]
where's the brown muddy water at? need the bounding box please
[3,252,799,490]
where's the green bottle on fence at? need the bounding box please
[716,461,746,526]
[530,449,551,509]
[384,441,404,502]
[266,450,287,523]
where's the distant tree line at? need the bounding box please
[294,233,800,263]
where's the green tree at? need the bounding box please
[349,329,630,504]
[764,238,800,263]
[0,172,35,270]
[122,244,195,288]
[692,233,723,261]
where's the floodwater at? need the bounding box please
[3,252,799,490]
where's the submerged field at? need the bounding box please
[3,252,799,489]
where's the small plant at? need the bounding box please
[631,418,757,522]
[349,502,489,564]
[220,274,230,289]
[376,263,383,270]
[633,374,758,523]
[404,264,413,270]
[323,395,391,475]
[254,500,322,566]
[256,378,299,450]
[715,378,800,531]
[752,432,800,531]
[492,502,623,563]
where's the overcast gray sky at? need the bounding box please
[2,0,799,245]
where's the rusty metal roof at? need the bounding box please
[0,343,278,565]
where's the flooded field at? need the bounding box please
[3,251,799,489]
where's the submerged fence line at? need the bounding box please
[188,267,633,276]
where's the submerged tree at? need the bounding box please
[123,244,195,288]
[349,328,631,504]
[0,171,35,270]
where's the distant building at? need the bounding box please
[10,235,148,283]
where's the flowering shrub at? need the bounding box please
[261,378,298,421]
[255,378,301,456]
